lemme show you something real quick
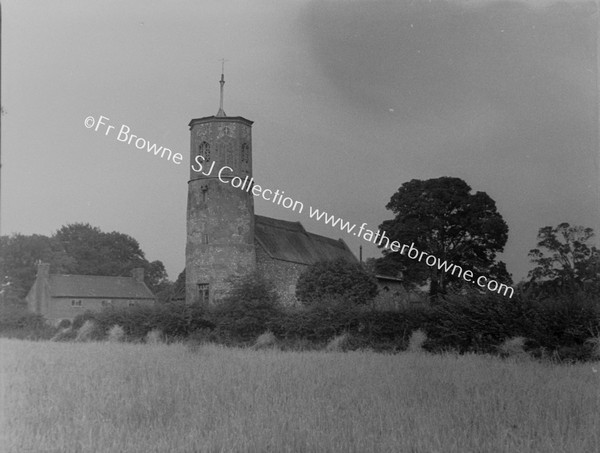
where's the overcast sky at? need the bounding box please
[1,0,598,283]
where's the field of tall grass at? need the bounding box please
[1,339,599,453]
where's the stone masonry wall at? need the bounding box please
[255,242,307,307]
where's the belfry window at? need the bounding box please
[198,283,209,305]
[198,142,211,162]
[241,143,249,164]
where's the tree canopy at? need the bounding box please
[528,222,599,294]
[0,223,170,304]
[374,177,510,298]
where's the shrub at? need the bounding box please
[107,325,125,343]
[325,333,350,352]
[423,293,533,354]
[209,272,282,342]
[57,319,72,329]
[72,303,214,342]
[296,258,379,307]
[407,329,427,352]
[421,291,600,361]
[146,329,163,344]
[497,337,529,360]
[585,334,600,361]
[51,327,75,342]
[252,331,277,350]
[0,306,56,340]
[526,292,600,350]
[75,320,98,342]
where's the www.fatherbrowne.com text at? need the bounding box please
[191,157,515,298]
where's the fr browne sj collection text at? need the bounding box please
[84,114,514,297]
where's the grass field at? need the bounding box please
[1,339,599,453]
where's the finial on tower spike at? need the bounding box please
[216,58,228,117]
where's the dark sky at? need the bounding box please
[1,0,598,283]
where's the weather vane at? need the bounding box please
[217,58,228,117]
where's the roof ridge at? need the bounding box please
[50,274,135,279]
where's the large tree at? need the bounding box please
[375,177,509,299]
[0,234,74,303]
[54,223,169,294]
[0,224,170,303]
[528,223,599,294]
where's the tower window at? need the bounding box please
[198,283,209,305]
[241,143,249,164]
[198,142,211,162]
[203,234,209,244]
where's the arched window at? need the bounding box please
[198,141,210,162]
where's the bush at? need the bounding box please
[423,293,533,353]
[72,302,214,342]
[325,333,351,352]
[263,301,429,353]
[107,325,125,342]
[0,306,57,340]
[57,319,71,329]
[75,320,98,342]
[50,327,75,342]
[252,331,278,350]
[526,292,600,350]
[586,334,600,361]
[296,258,379,307]
[146,329,163,344]
[497,337,529,360]
[407,329,427,352]
[208,272,282,342]
[421,291,600,361]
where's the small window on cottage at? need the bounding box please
[71,299,82,307]
[101,300,112,307]
[198,283,209,305]
[128,301,137,307]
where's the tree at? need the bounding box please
[375,177,509,299]
[0,234,74,303]
[0,224,170,303]
[295,258,379,306]
[53,223,169,294]
[528,223,599,294]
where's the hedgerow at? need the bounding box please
[72,302,214,341]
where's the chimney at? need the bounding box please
[37,262,50,279]
[131,268,144,283]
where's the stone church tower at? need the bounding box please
[185,71,256,305]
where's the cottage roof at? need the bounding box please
[47,274,155,300]
[254,215,358,265]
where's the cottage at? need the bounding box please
[26,263,156,325]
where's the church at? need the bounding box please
[185,72,407,307]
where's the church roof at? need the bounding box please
[254,215,358,265]
[47,274,155,300]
